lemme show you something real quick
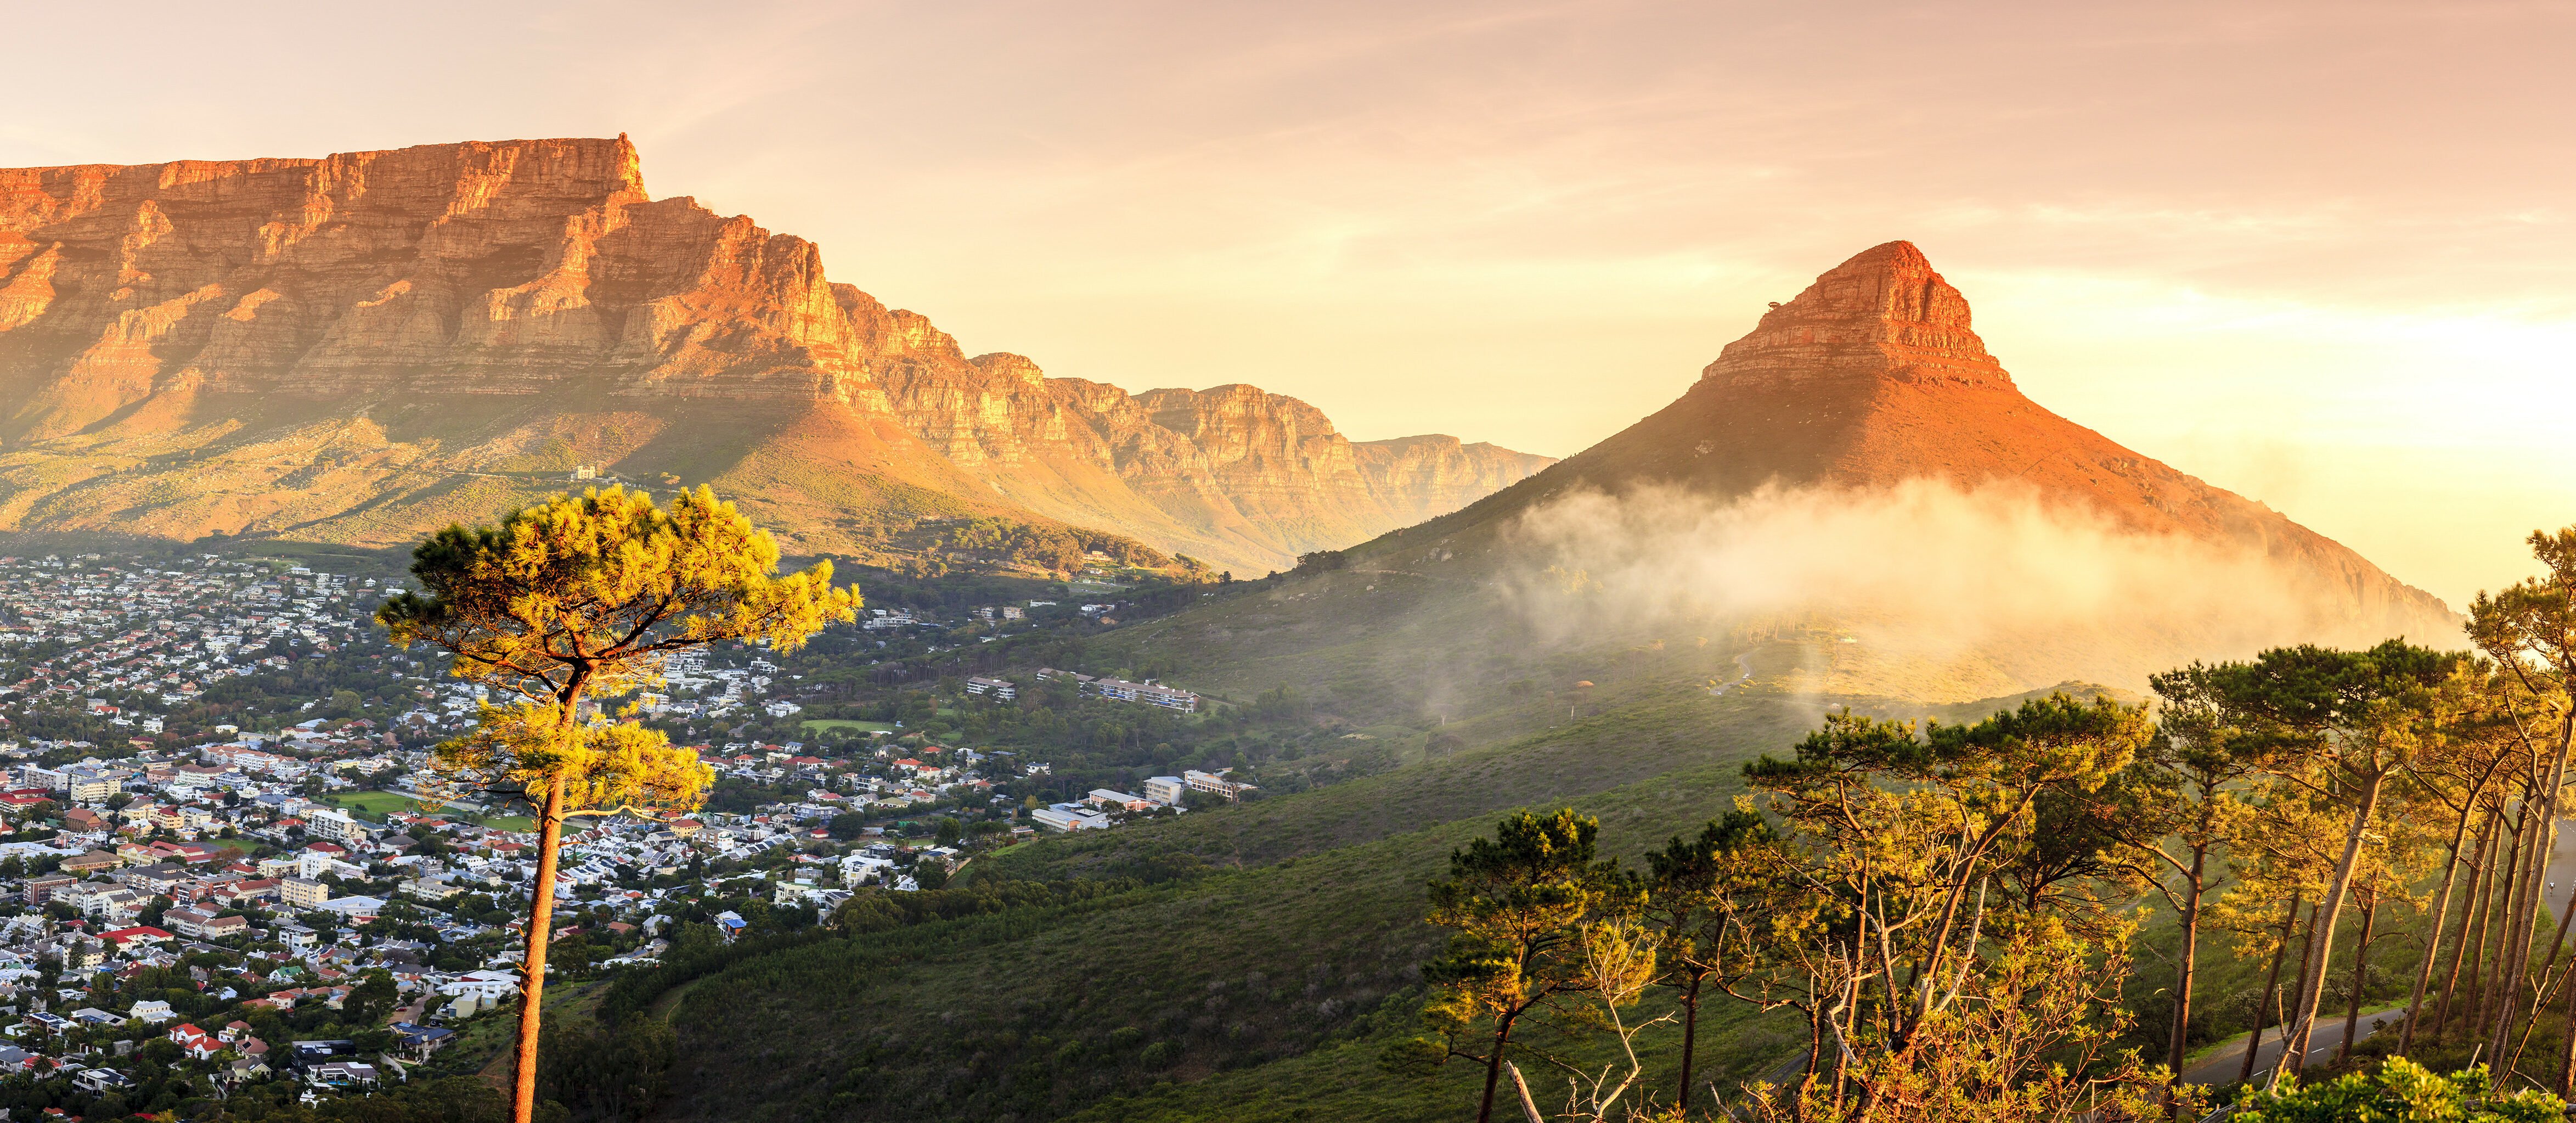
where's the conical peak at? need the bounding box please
[1699,241,2010,391]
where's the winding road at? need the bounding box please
[1709,653,1755,696]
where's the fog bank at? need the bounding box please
[1502,479,2461,700]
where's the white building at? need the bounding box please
[839,854,895,885]
[306,807,365,843]
[1083,677,1199,713]
[1030,806,1110,832]
[438,969,521,1001]
[1084,789,1153,812]
[1183,770,1255,800]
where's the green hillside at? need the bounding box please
[653,691,1793,1122]
[631,548,2132,1122]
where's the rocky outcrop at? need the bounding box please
[0,137,1547,571]
[1700,241,2010,392]
[1352,435,1559,525]
[869,353,1555,572]
[0,138,900,437]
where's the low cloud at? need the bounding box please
[1501,478,2461,700]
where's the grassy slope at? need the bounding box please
[647,523,2146,1122]
[653,642,2124,1123]
[658,689,1793,1123]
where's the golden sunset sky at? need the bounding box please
[8,1,2571,606]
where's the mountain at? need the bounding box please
[865,310,1555,572]
[1443,240,2443,621]
[561,244,2472,1123]
[0,137,1548,572]
[1129,240,2460,704]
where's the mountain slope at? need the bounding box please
[1436,240,2440,626]
[0,137,1548,571]
[1102,241,2457,705]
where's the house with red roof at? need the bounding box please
[168,1023,223,1060]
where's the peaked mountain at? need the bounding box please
[1306,241,2457,698]
[0,137,1547,571]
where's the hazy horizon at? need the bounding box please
[5,0,2569,607]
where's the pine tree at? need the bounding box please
[379,485,859,1123]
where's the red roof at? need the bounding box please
[99,926,174,945]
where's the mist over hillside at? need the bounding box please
[1500,476,2462,701]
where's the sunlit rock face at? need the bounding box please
[0,137,1549,572]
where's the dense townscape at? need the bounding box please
[0,550,1269,1120]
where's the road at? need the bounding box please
[1709,653,1756,696]
[2180,1004,2406,1087]
[2181,817,2576,1087]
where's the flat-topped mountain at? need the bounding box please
[0,137,1548,571]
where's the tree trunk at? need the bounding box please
[2472,801,2523,1038]
[2167,839,2208,1083]
[2498,727,2576,1049]
[2291,900,2319,1010]
[2279,770,2386,1081]
[1806,970,1823,1082]
[513,772,568,1123]
[2402,807,2474,1054]
[2436,810,2498,1036]
[2337,896,2377,1063]
[1477,1011,1520,1123]
[1677,972,1704,1110]
[2489,789,2554,1049]
[2506,875,2576,1075]
[2558,925,2576,1096]
[2240,894,2300,1085]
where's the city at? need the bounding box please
[0,550,1261,1116]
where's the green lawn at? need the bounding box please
[326,791,427,820]
[334,789,537,832]
[801,719,895,733]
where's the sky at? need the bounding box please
[5,0,2572,606]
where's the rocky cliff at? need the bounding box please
[865,338,1554,572]
[0,138,1548,571]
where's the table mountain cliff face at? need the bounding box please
[0,137,1551,571]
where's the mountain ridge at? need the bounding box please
[0,136,1551,573]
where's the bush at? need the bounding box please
[2229,1059,2565,1122]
